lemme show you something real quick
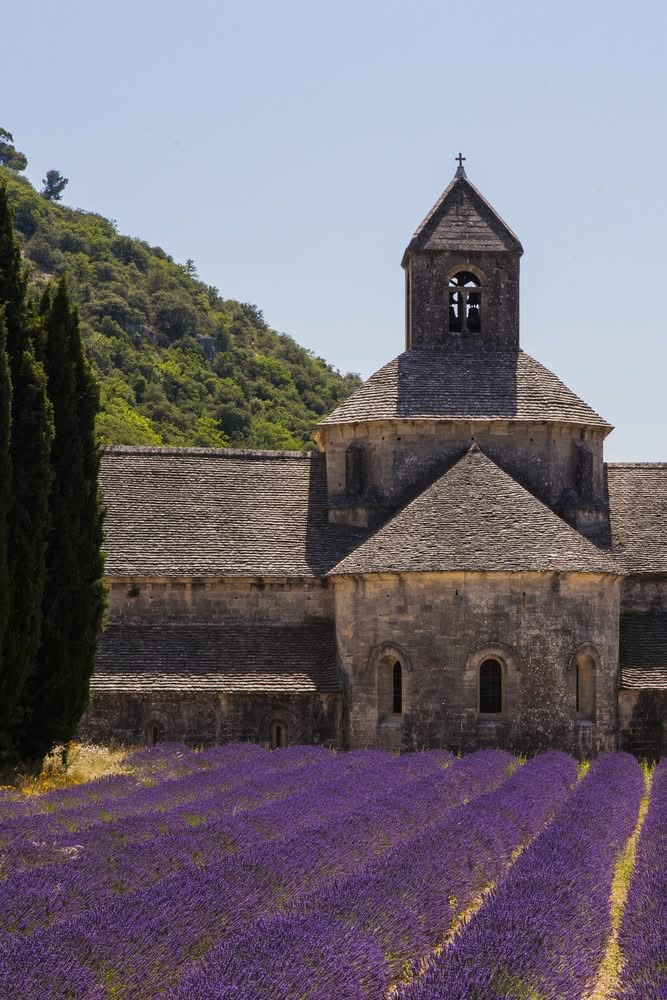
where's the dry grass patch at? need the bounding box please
[0,741,131,796]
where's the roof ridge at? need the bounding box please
[104,445,315,460]
[608,462,667,468]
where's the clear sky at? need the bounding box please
[2,0,666,460]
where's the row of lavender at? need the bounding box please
[2,746,659,999]
[2,743,441,876]
[171,751,578,999]
[399,751,645,1000]
[616,758,667,1000]
[0,748,514,997]
[0,745,458,938]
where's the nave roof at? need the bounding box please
[101,446,366,579]
[92,620,339,694]
[608,463,667,574]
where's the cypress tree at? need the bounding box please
[0,311,10,666]
[0,186,53,753]
[17,279,105,759]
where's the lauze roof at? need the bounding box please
[608,463,667,573]
[317,351,611,429]
[92,621,339,694]
[101,447,366,578]
[331,446,619,577]
[620,612,667,690]
[404,174,523,256]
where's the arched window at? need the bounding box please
[448,270,482,334]
[576,654,596,720]
[345,443,367,497]
[392,661,403,714]
[373,644,411,725]
[271,720,286,749]
[479,658,503,714]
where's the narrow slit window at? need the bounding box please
[392,661,402,714]
[479,658,502,714]
[576,655,595,719]
[271,721,286,749]
[345,443,367,497]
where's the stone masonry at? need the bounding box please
[80,164,667,758]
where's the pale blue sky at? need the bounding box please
[3,0,666,459]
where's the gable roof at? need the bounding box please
[316,350,611,430]
[92,621,339,694]
[607,463,667,573]
[101,447,367,579]
[331,446,620,577]
[403,174,523,260]
[620,612,667,690]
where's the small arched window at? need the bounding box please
[392,661,403,714]
[448,270,482,334]
[345,443,367,497]
[479,658,503,714]
[271,720,286,749]
[576,654,596,720]
[147,721,162,745]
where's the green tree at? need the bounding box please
[17,279,106,759]
[41,169,68,202]
[0,312,10,673]
[0,186,54,751]
[0,129,28,172]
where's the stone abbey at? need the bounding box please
[82,165,667,757]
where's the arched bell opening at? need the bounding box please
[448,268,485,335]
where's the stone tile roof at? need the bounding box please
[607,464,667,573]
[101,447,367,579]
[331,446,620,577]
[621,668,667,690]
[91,621,339,694]
[620,612,667,690]
[317,350,611,430]
[404,175,523,256]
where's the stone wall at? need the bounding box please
[107,575,333,624]
[323,419,608,538]
[334,570,620,754]
[619,689,666,760]
[406,251,521,352]
[620,573,667,614]
[80,691,341,748]
[82,575,340,749]
[618,573,667,758]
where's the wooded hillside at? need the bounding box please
[1,167,360,450]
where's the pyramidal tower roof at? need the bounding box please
[402,161,523,264]
[330,446,619,577]
[316,350,611,430]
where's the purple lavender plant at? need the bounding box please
[615,758,667,1000]
[172,751,574,997]
[0,749,508,996]
[169,913,389,1000]
[400,752,644,1000]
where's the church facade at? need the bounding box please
[81,167,667,757]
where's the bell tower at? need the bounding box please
[402,156,523,352]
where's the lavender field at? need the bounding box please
[0,744,663,1000]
